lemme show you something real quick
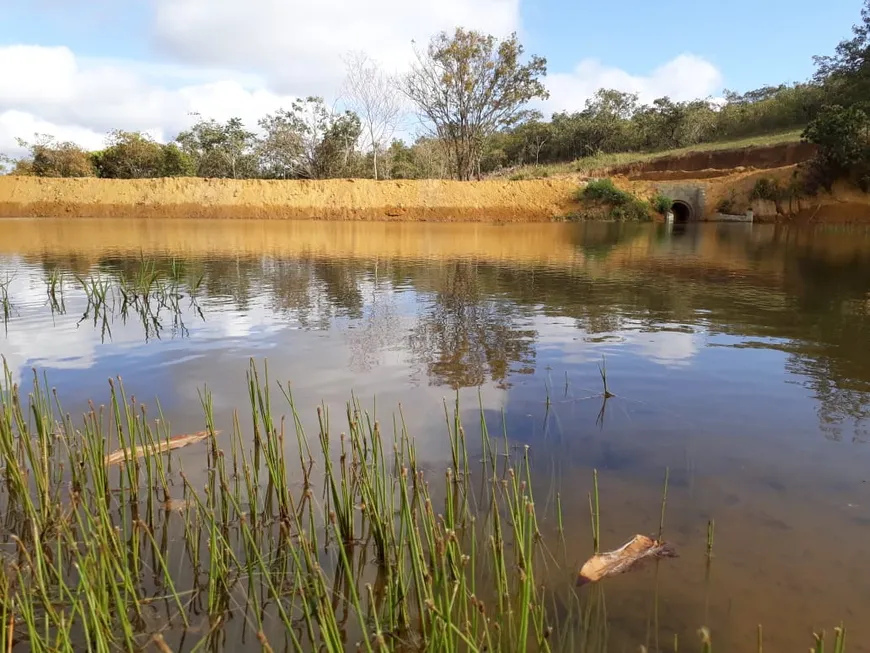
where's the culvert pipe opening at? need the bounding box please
[672,201,692,223]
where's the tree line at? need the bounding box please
[2,3,870,185]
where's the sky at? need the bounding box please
[0,0,861,158]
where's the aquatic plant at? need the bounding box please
[0,356,847,652]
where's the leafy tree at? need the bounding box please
[802,104,870,191]
[175,115,258,178]
[403,28,548,180]
[259,98,362,179]
[814,0,870,108]
[387,137,451,179]
[92,130,164,178]
[257,111,304,179]
[159,143,196,177]
[14,134,95,177]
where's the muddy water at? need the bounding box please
[2,218,870,651]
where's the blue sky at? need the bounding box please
[0,0,862,156]
[524,0,858,90]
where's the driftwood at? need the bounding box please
[104,430,216,466]
[577,534,677,585]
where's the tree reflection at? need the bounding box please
[6,224,870,441]
[408,261,536,389]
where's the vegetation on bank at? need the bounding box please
[1,2,869,188]
[502,130,805,180]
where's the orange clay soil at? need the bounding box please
[0,175,579,222]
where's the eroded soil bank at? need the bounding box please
[0,176,578,222]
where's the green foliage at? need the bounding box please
[578,179,652,221]
[386,137,451,179]
[176,115,259,179]
[716,191,739,214]
[799,1,870,191]
[813,0,870,109]
[92,130,166,179]
[651,193,673,214]
[802,104,870,191]
[750,177,786,201]
[403,28,549,180]
[159,143,196,177]
[257,97,363,179]
[478,83,821,176]
[14,134,95,177]
[579,178,629,203]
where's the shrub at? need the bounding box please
[716,190,738,214]
[579,178,630,203]
[15,136,95,177]
[576,178,652,221]
[651,193,673,214]
[750,177,784,201]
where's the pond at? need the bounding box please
[1,217,869,652]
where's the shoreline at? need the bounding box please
[1,172,868,223]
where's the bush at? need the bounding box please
[750,177,785,201]
[716,191,738,214]
[579,178,630,203]
[802,104,870,191]
[577,178,652,221]
[15,136,95,177]
[651,193,673,214]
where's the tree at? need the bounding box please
[15,134,95,177]
[160,144,196,177]
[92,130,164,178]
[403,28,548,180]
[257,112,304,179]
[259,98,362,179]
[175,115,258,178]
[814,0,870,108]
[342,52,403,180]
[802,104,870,191]
[387,138,451,179]
[513,116,551,166]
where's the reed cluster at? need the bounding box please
[0,357,845,652]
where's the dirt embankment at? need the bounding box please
[0,176,578,222]
[605,142,817,181]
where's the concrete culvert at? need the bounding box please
[672,200,692,223]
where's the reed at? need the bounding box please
[0,274,13,330]
[706,519,715,558]
[597,356,615,399]
[0,357,847,652]
[590,468,601,554]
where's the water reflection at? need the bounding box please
[2,218,870,650]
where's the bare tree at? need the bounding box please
[402,28,548,181]
[341,52,403,180]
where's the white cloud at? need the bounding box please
[543,53,723,115]
[0,2,725,159]
[0,44,299,158]
[151,0,521,95]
